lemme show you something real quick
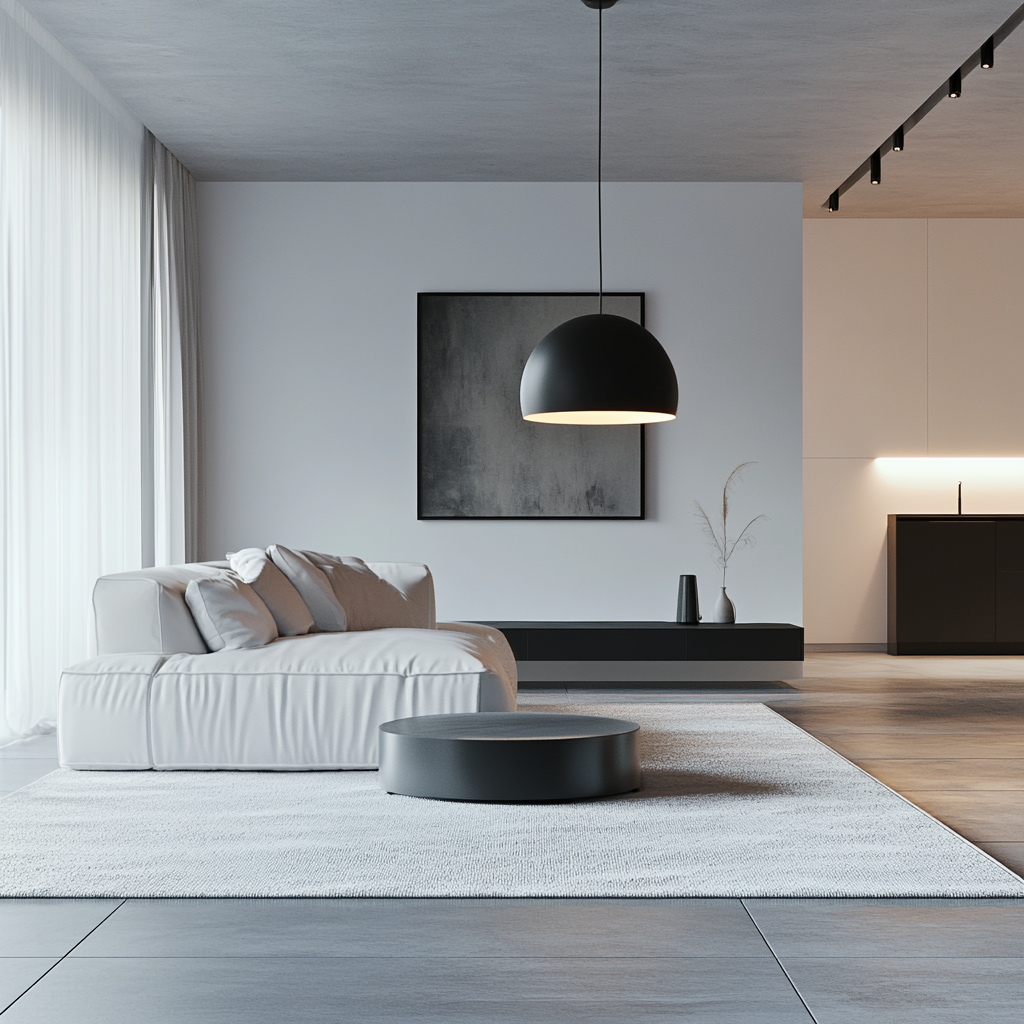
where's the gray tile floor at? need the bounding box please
[2,674,1023,1022]
[0,734,59,800]
[0,896,1021,1022]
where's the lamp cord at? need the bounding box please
[598,3,603,315]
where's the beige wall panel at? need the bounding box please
[803,220,928,459]
[803,459,887,644]
[928,220,1024,455]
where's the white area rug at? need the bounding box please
[1,703,1021,898]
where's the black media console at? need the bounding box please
[474,621,804,688]
[477,621,803,661]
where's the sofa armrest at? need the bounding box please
[92,562,229,655]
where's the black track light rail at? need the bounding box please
[823,2,1024,211]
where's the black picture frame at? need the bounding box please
[417,292,646,520]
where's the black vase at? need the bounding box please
[676,575,700,624]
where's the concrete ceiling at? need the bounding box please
[16,0,1024,216]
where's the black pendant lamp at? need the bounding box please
[521,0,678,425]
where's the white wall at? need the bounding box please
[804,219,1024,645]
[198,182,802,623]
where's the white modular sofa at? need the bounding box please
[58,560,517,771]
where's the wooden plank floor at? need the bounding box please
[766,653,1024,878]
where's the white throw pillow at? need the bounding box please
[229,548,315,637]
[267,545,347,632]
[302,551,419,631]
[185,574,278,652]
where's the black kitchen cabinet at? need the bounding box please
[888,515,1024,654]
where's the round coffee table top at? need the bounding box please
[379,711,638,741]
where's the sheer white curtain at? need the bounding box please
[148,133,204,567]
[0,1,201,744]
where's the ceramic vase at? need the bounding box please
[713,587,735,623]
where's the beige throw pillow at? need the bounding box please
[185,574,278,652]
[267,545,347,632]
[229,548,315,637]
[302,551,419,631]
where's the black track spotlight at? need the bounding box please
[822,2,1024,214]
[981,36,995,68]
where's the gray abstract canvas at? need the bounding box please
[418,293,644,519]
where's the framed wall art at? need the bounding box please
[417,292,645,519]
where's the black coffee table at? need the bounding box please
[378,712,640,802]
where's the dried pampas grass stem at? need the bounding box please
[693,462,767,588]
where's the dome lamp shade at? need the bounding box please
[519,0,678,427]
[520,314,678,425]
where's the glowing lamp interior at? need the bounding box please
[523,410,678,425]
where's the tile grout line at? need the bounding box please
[740,900,819,1024]
[0,900,127,1016]
[49,953,1024,961]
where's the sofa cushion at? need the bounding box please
[229,548,315,637]
[366,563,436,629]
[185,575,279,652]
[159,628,512,681]
[268,545,347,632]
[303,551,421,631]
[58,653,171,769]
[59,625,519,770]
[146,627,518,768]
